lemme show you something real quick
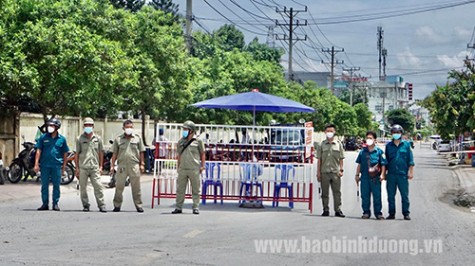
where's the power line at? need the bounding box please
[230,0,273,22]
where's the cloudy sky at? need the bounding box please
[173,0,475,100]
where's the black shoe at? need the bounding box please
[321,211,330,217]
[83,206,90,212]
[52,204,60,211]
[99,207,107,213]
[113,207,121,212]
[386,214,395,220]
[361,214,370,219]
[404,215,411,220]
[37,204,49,211]
[335,211,345,218]
[171,209,182,214]
[193,209,199,215]
[376,215,385,220]
[136,207,144,213]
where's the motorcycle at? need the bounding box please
[8,136,75,185]
[0,153,5,185]
[103,140,129,188]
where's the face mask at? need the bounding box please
[326,132,334,139]
[392,133,402,140]
[366,139,374,146]
[84,127,93,134]
[47,126,55,134]
[182,130,189,138]
[124,128,133,135]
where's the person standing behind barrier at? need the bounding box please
[75,117,107,213]
[355,131,387,220]
[34,118,69,211]
[316,124,345,218]
[152,128,168,174]
[172,120,205,215]
[385,124,415,221]
[111,120,146,213]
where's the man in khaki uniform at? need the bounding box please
[172,121,205,215]
[316,123,346,218]
[75,117,106,212]
[111,120,145,213]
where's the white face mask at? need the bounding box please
[326,132,334,139]
[47,126,55,134]
[124,128,133,135]
[366,139,374,146]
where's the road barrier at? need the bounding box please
[151,123,315,212]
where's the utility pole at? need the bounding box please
[382,48,387,81]
[343,67,360,106]
[266,26,276,48]
[322,46,344,93]
[185,0,193,53]
[276,6,307,81]
[377,26,384,81]
[381,91,387,137]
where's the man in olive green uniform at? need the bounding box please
[111,120,145,213]
[316,124,346,217]
[172,121,206,215]
[75,117,106,213]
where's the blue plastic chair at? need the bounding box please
[202,162,223,205]
[273,164,295,208]
[239,163,263,204]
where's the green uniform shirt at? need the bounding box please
[112,133,145,166]
[35,133,70,167]
[356,146,388,178]
[385,140,415,176]
[76,133,104,170]
[177,138,205,171]
[316,139,345,173]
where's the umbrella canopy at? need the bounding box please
[191,89,315,113]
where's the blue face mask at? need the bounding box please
[182,130,189,138]
[84,127,93,134]
[392,133,402,140]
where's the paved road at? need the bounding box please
[0,146,474,265]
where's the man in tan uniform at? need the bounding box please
[316,123,346,218]
[75,118,107,212]
[111,120,145,213]
[172,121,205,215]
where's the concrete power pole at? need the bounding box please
[343,67,360,106]
[322,46,344,94]
[276,6,307,81]
[185,0,193,52]
[377,26,384,81]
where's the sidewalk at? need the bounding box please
[454,165,475,193]
[0,174,154,203]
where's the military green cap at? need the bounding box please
[182,120,196,132]
[83,117,94,125]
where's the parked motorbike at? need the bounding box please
[0,152,5,185]
[8,136,75,185]
[104,140,129,188]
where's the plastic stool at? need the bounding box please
[239,163,263,204]
[202,162,223,204]
[273,164,295,208]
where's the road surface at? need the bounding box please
[0,145,474,265]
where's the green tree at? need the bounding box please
[353,102,373,136]
[213,24,245,52]
[386,108,415,133]
[244,37,284,64]
[110,0,145,12]
[149,0,180,22]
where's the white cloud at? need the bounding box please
[397,48,421,68]
[415,26,444,44]
[437,51,470,68]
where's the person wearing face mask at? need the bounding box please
[315,123,346,218]
[172,120,205,215]
[34,118,70,211]
[110,120,146,213]
[385,124,415,220]
[355,131,387,220]
[75,117,106,212]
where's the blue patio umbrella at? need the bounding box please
[191,89,314,126]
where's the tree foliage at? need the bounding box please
[422,61,475,139]
[386,108,415,133]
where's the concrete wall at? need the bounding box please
[0,113,18,165]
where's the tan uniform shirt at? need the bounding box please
[316,139,345,173]
[177,138,204,171]
[112,133,145,166]
[76,133,104,170]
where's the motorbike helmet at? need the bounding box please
[47,118,61,129]
[182,120,197,132]
[390,124,404,134]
